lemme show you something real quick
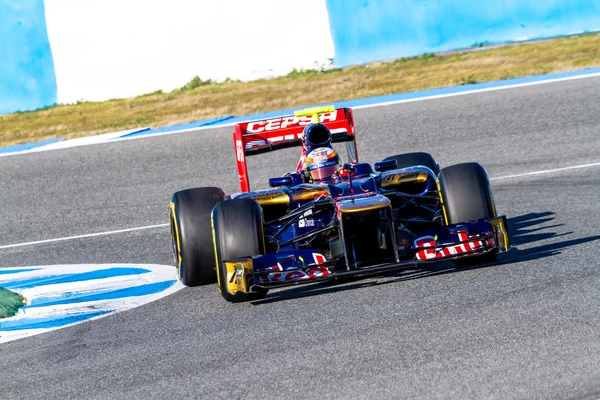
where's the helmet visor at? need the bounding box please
[310,164,339,181]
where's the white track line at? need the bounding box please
[1,161,599,251]
[351,71,600,111]
[490,162,600,181]
[0,223,169,250]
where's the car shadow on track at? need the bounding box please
[252,211,600,305]
[499,211,600,264]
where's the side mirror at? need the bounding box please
[269,176,294,187]
[374,159,398,172]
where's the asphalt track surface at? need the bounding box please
[1,77,600,399]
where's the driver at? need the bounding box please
[304,147,342,183]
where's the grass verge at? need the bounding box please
[1,33,600,148]
[0,287,24,319]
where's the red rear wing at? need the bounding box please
[233,107,357,192]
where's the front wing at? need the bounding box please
[220,216,510,296]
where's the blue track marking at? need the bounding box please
[114,127,150,138]
[120,116,234,137]
[0,268,41,275]
[0,310,111,331]
[0,264,182,341]
[0,138,64,154]
[26,280,177,308]
[1,267,151,290]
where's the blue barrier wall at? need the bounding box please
[0,0,56,114]
[326,0,600,67]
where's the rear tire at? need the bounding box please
[384,152,439,175]
[438,162,497,265]
[212,199,268,302]
[170,187,224,286]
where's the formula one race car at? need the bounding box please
[169,106,510,302]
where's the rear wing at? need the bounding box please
[233,107,358,192]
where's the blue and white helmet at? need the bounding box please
[305,147,342,182]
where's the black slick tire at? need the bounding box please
[212,199,268,302]
[170,187,224,286]
[384,152,439,175]
[437,162,497,264]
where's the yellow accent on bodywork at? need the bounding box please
[337,195,391,213]
[381,170,429,188]
[290,185,330,202]
[169,202,183,267]
[223,259,253,294]
[294,105,335,123]
[250,189,290,206]
[490,216,510,251]
[211,209,222,293]
[436,179,449,225]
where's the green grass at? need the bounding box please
[471,41,492,48]
[1,33,600,148]
[178,76,218,92]
[0,288,24,319]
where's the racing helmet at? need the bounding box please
[305,147,342,182]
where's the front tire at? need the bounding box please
[212,199,268,302]
[383,152,439,175]
[170,187,224,286]
[438,162,497,264]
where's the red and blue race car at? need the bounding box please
[169,106,510,302]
